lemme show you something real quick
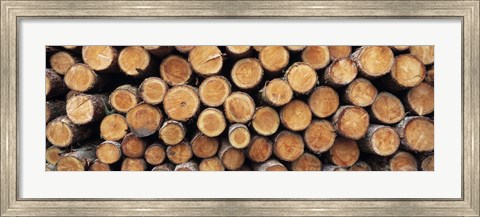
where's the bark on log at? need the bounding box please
[66,93,109,125]
[163,85,200,121]
[82,46,119,73]
[152,163,174,171]
[46,100,66,123]
[138,77,169,105]
[96,140,122,164]
[308,86,339,118]
[64,64,108,93]
[396,116,434,152]
[198,75,231,107]
[425,67,434,86]
[404,82,434,116]
[332,106,369,140]
[166,142,193,164]
[89,159,111,171]
[246,136,273,163]
[126,103,163,137]
[160,55,192,86]
[291,153,322,171]
[159,120,186,145]
[253,159,288,171]
[189,46,223,76]
[251,106,280,136]
[175,161,199,171]
[358,125,400,156]
[304,120,336,154]
[419,154,434,171]
[224,91,255,124]
[50,51,80,75]
[273,131,304,162]
[322,164,348,171]
[301,46,330,70]
[410,46,434,65]
[343,78,378,107]
[328,46,352,61]
[231,58,263,90]
[197,108,226,137]
[326,137,360,167]
[323,57,357,87]
[285,62,318,94]
[199,157,225,171]
[259,46,290,74]
[46,68,68,98]
[118,46,157,77]
[384,54,426,90]
[121,158,147,171]
[351,46,394,78]
[144,143,166,166]
[348,161,371,171]
[191,132,219,158]
[218,139,245,170]
[121,133,147,158]
[143,46,174,58]
[370,92,405,124]
[46,116,92,147]
[46,146,65,165]
[100,114,128,141]
[260,78,293,107]
[228,124,251,149]
[280,100,312,131]
[56,144,96,171]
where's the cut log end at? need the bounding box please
[262,78,293,107]
[247,136,273,163]
[138,77,168,105]
[259,46,290,73]
[64,64,98,92]
[333,106,369,140]
[366,125,400,156]
[199,157,225,171]
[175,46,195,54]
[280,100,312,131]
[301,46,330,70]
[421,155,434,171]
[144,144,166,166]
[89,160,111,171]
[166,142,193,164]
[198,75,231,107]
[197,108,226,137]
[328,46,352,61]
[191,132,219,158]
[228,124,251,149]
[189,46,223,76]
[390,151,418,171]
[118,46,152,76]
[159,120,186,145]
[46,146,65,165]
[390,54,426,88]
[109,85,139,113]
[251,106,280,136]
[344,78,378,107]
[100,114,128,141]
[224,92,255,124]
[329,137,360,167]
[121,158,146,171]
[218,141,245,170]
[56,145,95,171]
[354,46,394,77]
[143,46,174,58]
[50,51,77,75]
[398,117,434,152]
[371,92,405,124]
[121,133,146,158]
[286,46,306,52]
[406,82,434,115]
[96,141,122,164]
[308,86,339,118]
[126,103,163,137]
[304,120,336,154]
[274,131,304,162]
[66,93,106,125]
[324,57,357,87]
[56,156,86,171]
[291,153,322,171]
[231,58,263,89]
[82,46,118,72]
[46,118,74,147]
[160,55,192,86]
[226,46,251,58]
[255,159,287,171]
[410,46,434,65]
[163,85,200,121]
[286,62,317,94]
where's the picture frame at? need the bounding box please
[1,0,478,216]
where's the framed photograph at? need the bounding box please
[1,0,478,216]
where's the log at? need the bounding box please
[160,55,192,86]
[50,51,80,75]
[121,158,147,171]
[66,93,109,125]
[328,46,352,61]
[199,157,225,171]
[109,84,139,113]
[144,143,166,166]
[391,46,410,52]
[89,159,111,171]
[259,46,290,74]
[396,116,434,152]
[100,114,128,141]
[118,46,157,77]
[326,137,360,167]
[198,75,231,107]
[253,46,265,52]
[370,92,405,124]
[419,154,434,171]
[81,46,119,73]
[389,151,418,171]
[251,106,280,136]
[152,163,174,171]
[96,140,122,164]
[304,120,336,154]
[159,120,186,145]
[323,57,358,87]
[138,77,169,105]
[46,146,65,165]
[143,46,174,58]
[163,85,200,121]
[404,82,434,116]
[348,161,371,171]
[230,58,263,90]
[291,153,322,171]
[197,108,226,137]
[246,136,273,163]
[175,161,199,171]
[218,140,245,170]
[64,64,107,92]
[358,125,400,156]
[254,159,287,171]
[191,132,219,158]
[410,46,434,65]
[126,103,163,137]
[46,100,66,123]
[46,116,92,147]
[280,100,312,131]
[344,78,378,107]
[260,78,293,107]
[188,46,223,76]
[56,144,96,171]
[175,46,195,54]
[224,91,255,124]
[332,106,369,140]
[285,62,318,94]
[228,124,251,149]
[166,141,193,164]
[301,46,330,70]
[65,90,80,101]
[286,46,306,52]
[425,67,434,86]
[322,164,347,171]
[273,131,304,162]
[121,133,147,158]
[226,46,251,59]
[46,68,68,98]
[351,46,394,78]
[308,86,339,118]
[385,54,426,89]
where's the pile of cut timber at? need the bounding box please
[46,45,434,171]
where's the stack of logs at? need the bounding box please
[45,45,434,171]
